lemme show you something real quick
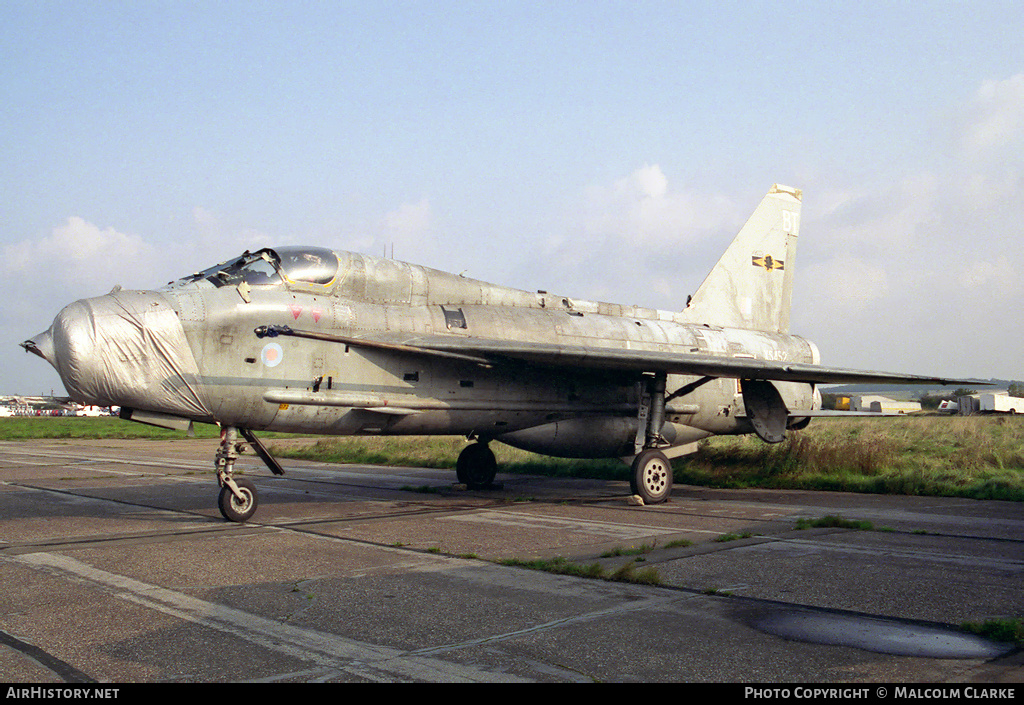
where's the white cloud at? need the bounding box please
[794,95,1024,380]
[527,165,749,308]
[624,163,668,200]
[959,74,1024,158]
[3,217,161,294]
[806,173,942,258]
[188,207,275,260]
[351,197,436,262]
[382,197,432,240]
[799,256,890,316]
[956,256,1021,293]
[191,206,220,231]
[575,164,738,248]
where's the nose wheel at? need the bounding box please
[215,426,260,522]
[218,477,258,522]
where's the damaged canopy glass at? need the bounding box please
[168,247,338,289]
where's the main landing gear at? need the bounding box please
[214,426,285,522]
[630,448,673,505]
[631,372,674,505]
[456,441,498,489]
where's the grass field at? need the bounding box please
[0,416,224,440]
[3,414,1022,501]
[0,417,297,441]
[674,415,1024,501]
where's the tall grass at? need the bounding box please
[676,416,1024,500]
[4,414,1022,501]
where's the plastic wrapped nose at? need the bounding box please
[47,299,104,402]
[25,291,212,419]
[20,328,56,367]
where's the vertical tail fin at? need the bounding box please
[682,184,801,333]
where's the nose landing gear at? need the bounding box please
[215,426,259,522]
[214,426,283,522]
[218,477,258,522]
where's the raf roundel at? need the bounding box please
[261,342,284,368]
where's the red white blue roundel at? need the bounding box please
[261,342,284,368]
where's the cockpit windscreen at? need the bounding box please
[168,247,338,289]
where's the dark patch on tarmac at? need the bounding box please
[0,629,96,683]
[744,605,1015,659]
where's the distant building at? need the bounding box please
[850,395,921,414]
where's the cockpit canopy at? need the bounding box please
[168,247,339,290]
[277,247,339,285]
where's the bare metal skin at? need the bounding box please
[22,185,978,520]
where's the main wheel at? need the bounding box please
[456,443,497,489]
[218,478,258,522]
[630,449,673,504]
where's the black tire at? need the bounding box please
[218,478,258,522]
[456,443,497,489]
[630,449,673,504]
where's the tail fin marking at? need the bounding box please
[682,184,801,334]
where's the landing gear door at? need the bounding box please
[741,379,789,444]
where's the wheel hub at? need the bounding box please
[642,460,668,493]
[230,488,254,512]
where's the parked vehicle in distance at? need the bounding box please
[979,393,1023,415]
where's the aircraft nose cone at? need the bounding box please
[20,328,57,367]
[46,298,111,404]
[28,291,212,418]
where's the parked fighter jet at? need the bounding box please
[22,185,978,521]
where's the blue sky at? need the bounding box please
[3,1,1023,395]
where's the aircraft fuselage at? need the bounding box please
[150,249,820,459]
